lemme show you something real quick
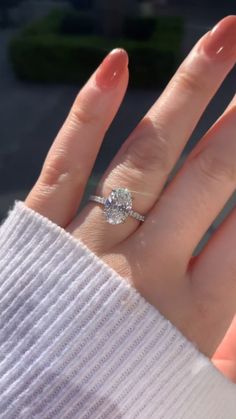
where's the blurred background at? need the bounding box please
[0,0,235,245]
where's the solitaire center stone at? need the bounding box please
[104,188,132,225]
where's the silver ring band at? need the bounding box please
[89,188,145,225]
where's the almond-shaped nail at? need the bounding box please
[202,15,236,60]
[95,48,128,90]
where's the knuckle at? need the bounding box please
[41,155,84,187]
[101,165,142,193]
[194,147,236,184]
[41,158,65,186]
[124,126,172,175]
[174,69,205,95]
[71,102,98,127]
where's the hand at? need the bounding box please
[26,16,236,382]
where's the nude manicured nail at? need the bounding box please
[95,48,128,89]
[202,15,236,60]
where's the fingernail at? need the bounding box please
[202,15,236,60]
[95,48,128,89]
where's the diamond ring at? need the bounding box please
[89,188,145,225]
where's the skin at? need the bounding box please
[26,16,236,382]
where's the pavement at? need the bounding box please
[0,8,236,251]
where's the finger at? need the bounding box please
[74,16,236,252]
[137,106,236,270]
[222,92,236,114]
[189,206,236,355]
[213,315,236,364]
[184,90,236,165]
[26,49,129,227]
[212,315,236,382]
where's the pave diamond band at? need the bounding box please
[89,188,145,225]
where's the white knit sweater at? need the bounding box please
[0,202,235,419]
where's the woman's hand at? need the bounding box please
[26,16,236,382]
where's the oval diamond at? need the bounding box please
[104,188,132,225]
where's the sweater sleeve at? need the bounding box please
[0,202,235,419]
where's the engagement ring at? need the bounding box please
[89,188,145,225]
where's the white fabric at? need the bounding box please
[0,201,235,418]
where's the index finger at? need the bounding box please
[26,49,129,227]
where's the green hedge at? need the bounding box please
[9,10,184,88]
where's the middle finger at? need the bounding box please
[75,16,236,252]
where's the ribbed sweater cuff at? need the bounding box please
[0,201,235,419]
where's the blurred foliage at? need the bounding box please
[60,10,97,35]
[124,16,157,41]
[9,9,184,88]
